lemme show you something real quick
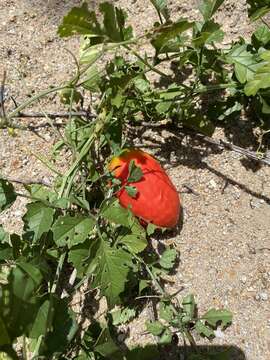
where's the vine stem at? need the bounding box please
[133,253,197,349]
[58,135,95,198]
[7,85,67,120]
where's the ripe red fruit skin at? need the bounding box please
[109,149,180,228]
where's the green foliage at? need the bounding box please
[247,0,270,21]
[0,180,16,212]
[91,239,133,306]
[58,2,133,43]
[159,248,177,269]
[146,320,165,336]
[225,44,262,83]
[245,50,270,95]
[127,160,143,183]
[23,202,55,243]
[8,0,270,357]
[52,215,95,248]
[199,0,225,21]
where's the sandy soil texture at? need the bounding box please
[0,1,269,359]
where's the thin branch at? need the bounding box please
[195,133,270,166]
[4,108,270,166]
[1,176,51,187]
[13,111,94,119]
[0,70,7,120]
[137,121,270,166]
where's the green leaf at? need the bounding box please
[60,88,83,105]
[68,241,90,277]
[151,20,193,54]
[155,101,172,114]
[150,0,170,21]
[23,202,55,243]
[139,279,150,294]
[0,226,9,243]
[101,199,130,227]
[159,301,174,322]
[9,263,42,302]
[183,112,215,136]
[25,184,57,203]
[134,78,150,92]
[59,2,133,42]
[199,0,224,21]
[43,297,78,356]
[145,320,165,336]
[81,65,101,92]
[58,3,102,37]
[111,307,136,325]
[128,160,143,183]
[253,25,270,46]
[120,234,147,253]
[202,308,233,328]
[118,217,147,253]
[111,92,123,108]
[226,44,262,83]
[192,20,224,47]
[17,262,43,288]
[0,316,10,346]
[92,240,133,306]
[182,294,196,320]
[159,327,172,344]
[100,2,126,42]
[159,248,177,269]
[247,0,270,21]
[125,185,137,198]
[29,300,50,338]
[79,42,103,65]
[94,326,121,358]
[0,264,43,340]
[146,223,157,236]
[0,179,16,212]
[217,101,242,121]
[244,52,270,95]
[52,215,95,248]
[195,320,215,338]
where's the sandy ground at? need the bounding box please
[0,1,269,359]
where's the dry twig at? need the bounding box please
[0,176,51,187]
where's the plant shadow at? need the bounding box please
[128,126,270,205]
[124,344,246,360]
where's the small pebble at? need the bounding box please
[255,292,268,301]
[208,179,217,189]
[240,276,247,284]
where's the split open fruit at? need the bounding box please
[109,149,180,228]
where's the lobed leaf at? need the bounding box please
[150,0,170,21]
[128,160,143,183]
[23,202,55,243]
[195,320,215,338]
[52,215,95,248]
[101,199,131,227]
[145,320,165,336]
[111,307,136,325]
[58,3,102,37]
[199,0,225,21]
[226,44,262,83]
[244,51,270,95]
[151,20,193,54]
[159,248,177,269]
[202,308,233,328]
[91,239,133,306]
